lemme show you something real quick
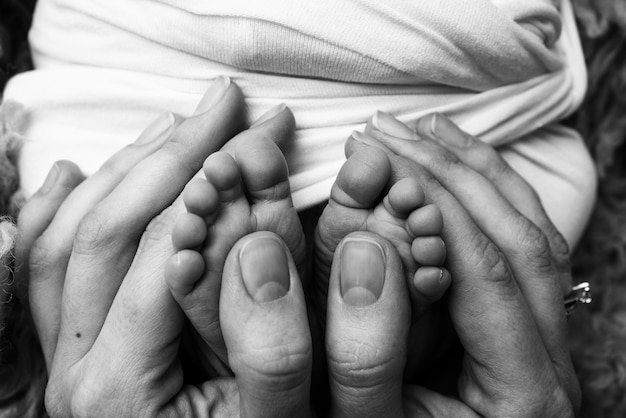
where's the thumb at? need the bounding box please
[326,231,410,418]
[220,231,312,418]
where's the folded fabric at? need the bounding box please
[2,0,595,245]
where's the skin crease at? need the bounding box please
[15,77,578,416]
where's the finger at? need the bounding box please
[221,232,312,418]
[326,231,409,418]
[346,135,565,415]
[413,112,572,295]
[27,111,177,366]
[54,78,246,366]
[17,161,84,284]
[16,161,84,367]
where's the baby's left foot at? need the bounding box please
[165,134,306,361]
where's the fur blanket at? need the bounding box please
[0,0,625,416]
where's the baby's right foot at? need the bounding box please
[314,146,451,314]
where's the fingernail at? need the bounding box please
[134,112,176,145]
[340,238,385,306]
[250,103,287,128]
[240,236,290,303]
[194,76,231,115]
[350,130,377,146]
[39,163,61,194]
[430,113,472,148]
[371,111,415,140]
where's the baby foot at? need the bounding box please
[165,135,306,362]
[314,146,450,316]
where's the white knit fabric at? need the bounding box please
[2,0,595,245]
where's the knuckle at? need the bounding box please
[468,143,503,175]
[327,338,398,389]
[473,237,519,298]
[29,235,66,278]
[242,340,312,390]
[426,143,461,171]
[73,210,117,256]
[515,217,546,247]
[549,230,571,272]
[483,155,511,181]
[513,217,553,269]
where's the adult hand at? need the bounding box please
[342,111,580,417]
[15,77,307,416]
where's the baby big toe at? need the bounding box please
[171,212,207,251]
[383,177,425,218]
[232,136,291,203]
[331,147,391,209]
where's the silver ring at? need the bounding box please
[564,282,592,316]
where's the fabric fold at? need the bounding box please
[3,0,591,242]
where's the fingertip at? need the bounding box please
[17,161,85,255]
[36,160,84,196]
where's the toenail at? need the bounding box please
[413,267,450,298]
[39,163,61,194]
[339,238,385,306]
[240,235,290,303]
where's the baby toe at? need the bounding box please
[412,267,451,303]
[411,236,446,266]
[183,177,220,218]
[164,249,206,300]
[171,212,207,251]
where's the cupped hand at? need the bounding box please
[345,111,580,417]
[14,78,307,416]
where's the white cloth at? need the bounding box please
[2,0,595,245]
